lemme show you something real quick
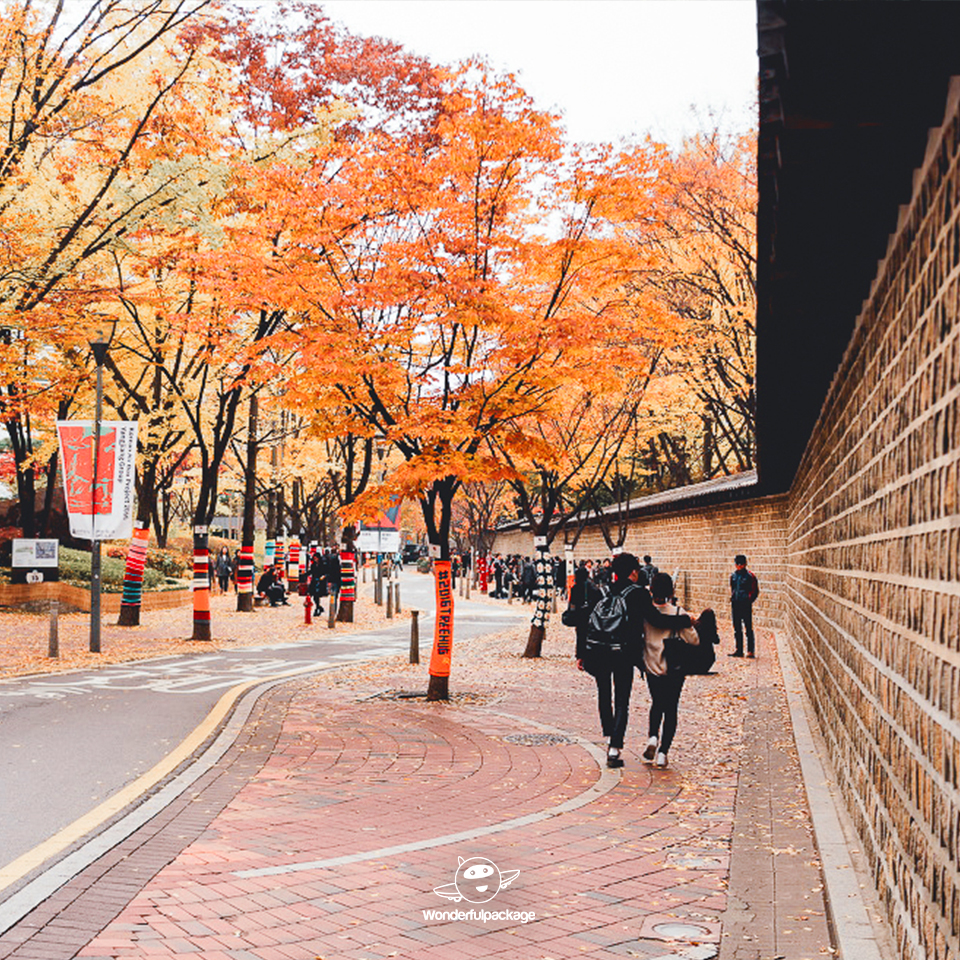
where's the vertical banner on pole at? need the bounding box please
[191,525,211,641]
[478,555,488,594]
[57,420,137,540]
[564,546,575,599]
[429,560,454,679]
[117,522,150,626]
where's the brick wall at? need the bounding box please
[494,492,788,628]
[493,76,960,960]
[783,79,960,960]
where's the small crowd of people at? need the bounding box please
[565,551,759,771]
[253,549,343,612]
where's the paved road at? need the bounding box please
[0,573,527,872]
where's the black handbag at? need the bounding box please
[662,634,689,674]
[561,605,580,628]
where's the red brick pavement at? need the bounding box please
[1,623,834,960]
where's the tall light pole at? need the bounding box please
[89,319,117,654]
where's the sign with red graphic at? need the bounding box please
[57,421,138,540]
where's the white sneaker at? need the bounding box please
[643,737,658,762]
[655,751,668,769]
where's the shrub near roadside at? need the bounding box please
[59,546,173,592]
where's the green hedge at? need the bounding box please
[59,546,170,593]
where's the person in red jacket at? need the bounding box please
[729,554,760,658]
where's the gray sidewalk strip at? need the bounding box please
[776,631,894,960]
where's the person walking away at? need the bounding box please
[579,553,693,769]
[641,572,700,769]
[309,551,328,615]
[521,557,536,603]
[729,554,759,658]
[641,555,659,585]
[570,565,605,663]
[216,547,232,594]
[324,550,341,609]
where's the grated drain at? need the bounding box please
[502,732,574,746]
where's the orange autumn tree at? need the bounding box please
[272,65,668,698]
[636,127,757,477]
[0,0,213,536]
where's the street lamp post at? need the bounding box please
[89,320,116,654]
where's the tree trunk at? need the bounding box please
[117,522,150,626]
[337,524,357,622]
[190,525,212,641]
[522,542,552,658]
[237,394,258,612]
[424,480,456,701]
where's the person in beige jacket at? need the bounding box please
[642,572,700,768]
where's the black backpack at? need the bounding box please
[585,584,638,655]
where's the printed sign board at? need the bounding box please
[11,538,59,583]
[357,529,401,553]
[57,420,138,540]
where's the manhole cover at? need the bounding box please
[362,689,494,704]
[652,922,712,940]
[502,733,573,746]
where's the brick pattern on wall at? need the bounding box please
[786,79,960,960]
[494,493,788,628]
[494,78,960,960]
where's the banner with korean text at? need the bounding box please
[429,560,454,678]
[57,420,138,540]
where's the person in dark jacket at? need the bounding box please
[257,567,288,607]
[729,554,760,658]
[571,566,604,662]
[309,552,328,615]
[577,553,693,768]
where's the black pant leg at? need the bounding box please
[608,656,635,749]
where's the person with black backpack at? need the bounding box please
[578,553,694,768]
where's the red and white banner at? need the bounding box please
[57,420,138,540]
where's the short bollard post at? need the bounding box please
[304,594,312,625]
[394,582,401,613]
[48,600,59,659]
[508,582,514,605]
[459,576,464,597]
[552,592,558,613]
[409,609,420,664]
[465,576,471,599]
[328,597,337,629]
[386,582,394,618]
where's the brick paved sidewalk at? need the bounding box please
[0,624,834,960]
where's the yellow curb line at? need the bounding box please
[0,664,323,895]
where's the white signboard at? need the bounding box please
[12,539,59,568]
[357,530,401,553]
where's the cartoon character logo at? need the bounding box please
[433,856,520,904]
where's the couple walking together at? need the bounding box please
[572,552,702,770]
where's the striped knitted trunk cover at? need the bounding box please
[117,523,150,626]
[191,527,211,641]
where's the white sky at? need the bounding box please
[318,0,758,146]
